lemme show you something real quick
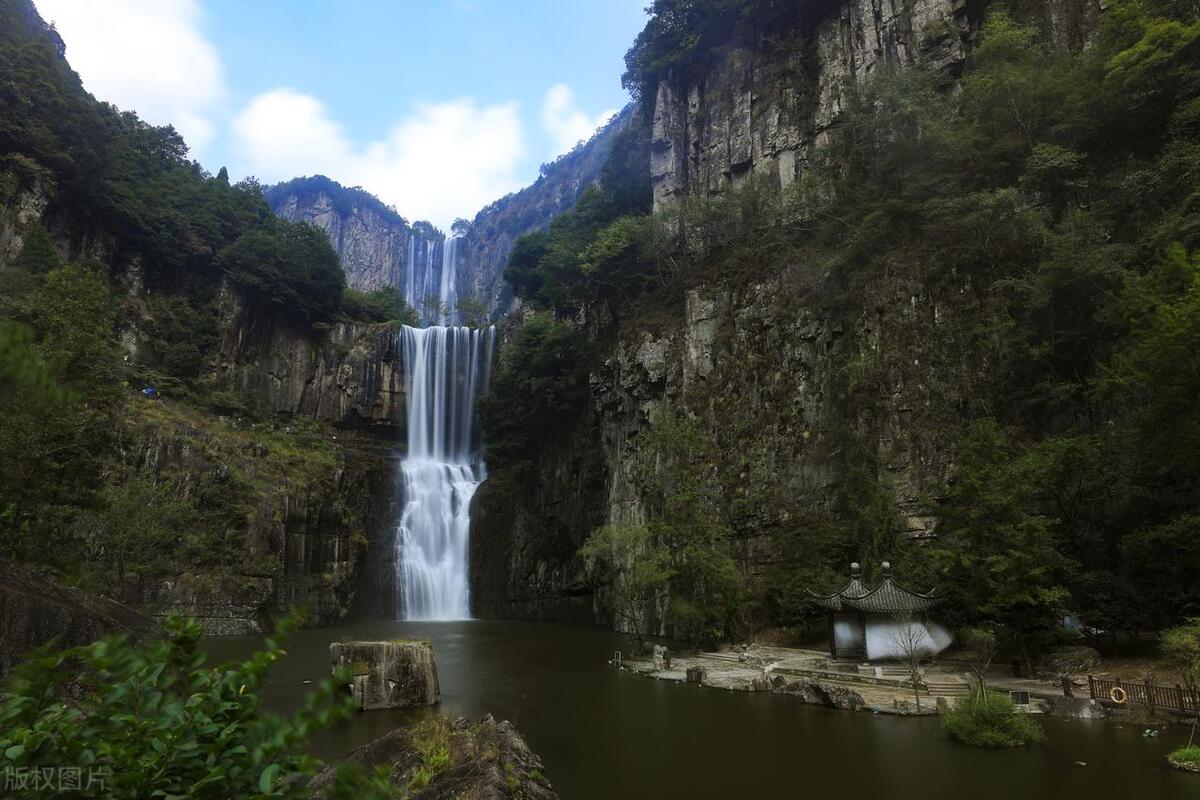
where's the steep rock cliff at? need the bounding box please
[650,0,1104,210]
[214,286,406,433]
[266,176,433,293]
[118,400,399,633]
[472,271,977,627]
[471,0,1105,627]
[453,108,635,319]
[268,111,634,321]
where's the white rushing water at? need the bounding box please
[438,236,459,325]
[396,324,495,620]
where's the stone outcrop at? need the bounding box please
[309,715,557,800]
[469,412,607,621]
[770,676,868,711]
[267,176,423,293]
[0,556,158,678]
[214,287,406,433]
[330,640,440,710]
[1045,696,1108,720]
[123,403,398,632]
[650,0,1104,211]
[0,168,52,266]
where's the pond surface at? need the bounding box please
[206,619,1194,800]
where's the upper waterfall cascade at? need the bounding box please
[403,231,461,325]
[396,324,495,620]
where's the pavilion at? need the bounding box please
[808,561,950,662]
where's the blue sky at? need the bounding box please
[33,0,649,227]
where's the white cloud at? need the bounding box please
[231,89,525,229]
[541,83,616,156]
[33,0,224,154]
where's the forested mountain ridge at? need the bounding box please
[266,109,635,321]
[0,0,409,632]
[472,0,1200,665]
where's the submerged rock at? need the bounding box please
[331,640,440,710]
[1046,696,1108,720]
[0,556,158,679]
[308,714,558,800]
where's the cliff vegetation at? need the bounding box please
[486,0,1200,657]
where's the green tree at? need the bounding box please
[958,626,999,696]
[454,296,489,328]
[341,286,419,325]
[1161,619,1200,748]
[13,224,59,273]
[478,314,592,471]
[217,220,346,328]
[920,422,1071,671]
[942,690,1044,748]
[580,524,672,649]
[0,264,118,563]
[0,617,388,799]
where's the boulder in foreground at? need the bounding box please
[330,639,440,710]
[309,715,558,800]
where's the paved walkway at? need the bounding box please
[621,644,976,715]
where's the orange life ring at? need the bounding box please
[1109,686,1128,704]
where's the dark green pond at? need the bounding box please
[206,620,1194,800]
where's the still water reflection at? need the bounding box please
[205,620,1193,800]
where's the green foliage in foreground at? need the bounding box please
[0,617,388,799]
[942,691,1045,748]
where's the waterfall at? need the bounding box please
[438,236,458,324]
[396,324,495,620]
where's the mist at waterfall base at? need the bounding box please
[396,324,495,620]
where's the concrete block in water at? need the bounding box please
[330,640,440,710]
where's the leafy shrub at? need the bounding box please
[943,691,1045,747]
[0,617,385,799]
[478,314,592,470]
[1169,745,1200,768]
[341,286,419,325]
[217,219,346,328]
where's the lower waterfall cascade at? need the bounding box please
[396,324,495,620]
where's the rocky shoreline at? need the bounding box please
[618,645,1122,721]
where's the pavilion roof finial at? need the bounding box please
[881,561,892,579]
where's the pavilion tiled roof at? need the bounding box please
[808,562,942,614]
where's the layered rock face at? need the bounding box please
[472,0,1103,628]
[473,276,971,627]
[268,112,632,321]
[0,556,158,678]
[650,0,1104,211]
[123,403,398,632]
[214,287,406,433]
[267,176,427,293]
[330,640,440,710]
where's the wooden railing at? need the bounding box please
[1088,675,1199,713]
